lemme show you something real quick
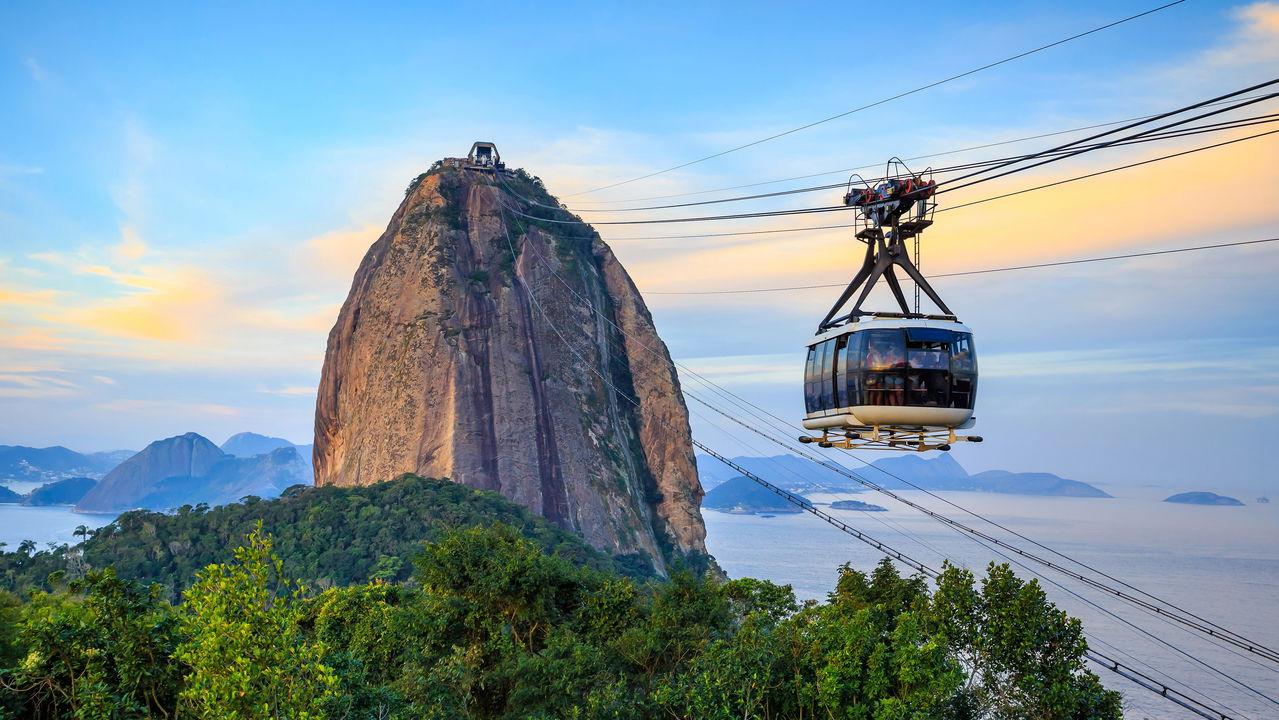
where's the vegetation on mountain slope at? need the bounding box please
[0,475,641,599]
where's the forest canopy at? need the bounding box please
[0,474,1121,718]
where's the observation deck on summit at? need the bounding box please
[443,141,508,173]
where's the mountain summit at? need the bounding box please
[314,159,708,573]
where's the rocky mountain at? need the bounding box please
[0,485,20,503]
[696,453,1110,498]
[220,432,295,458]
[75,432,310,513]
[314,162,708,574]
[0,445,128,483]
[24,476,97,506]
[1165,491,1244,506]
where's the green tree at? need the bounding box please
[175,523,337,719]
[0,569,181,719]
[926,562,1122,719]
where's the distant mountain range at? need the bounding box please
[696,453,1110,499]
[0,445,133,483]
[0,431,314,513]
[220,431,312,462]
[76,432,313,513]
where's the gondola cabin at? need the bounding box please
[802,314,979,451]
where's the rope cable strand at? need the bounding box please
[554,111,1279,214]
[502,126,1279,227]
[645,237,1279,295]
[931,80,1279,195]
[566,0,1187,197]
[568,93,1279,206]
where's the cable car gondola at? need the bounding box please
[800,160,982,452]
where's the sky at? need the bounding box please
[1,1,1277,495]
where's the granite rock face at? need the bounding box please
[314,165,708,573]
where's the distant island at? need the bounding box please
[703,476,808,515]
[697,453,1111,498]
[830,500,888,512]
[1164,491,1244,506]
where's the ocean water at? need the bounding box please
[0,505,116,550]
[704,490,1279,720]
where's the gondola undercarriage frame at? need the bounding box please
[799,425,983,452]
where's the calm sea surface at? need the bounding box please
[705,489,1279,720]
[0,505,116,549]
[2,491,1274,718]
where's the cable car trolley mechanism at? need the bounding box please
[801,159,982,452]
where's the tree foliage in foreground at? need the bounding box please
[0,521,1122,719]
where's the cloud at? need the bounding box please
[258,385,316,397]
[300,224,381,281]
[112,227,148,263]
[0,164,43,180]
[982,343,1279,380]
[677,352,801,387]
[0,328,67,352]
[0,372,79,399]
[91,399,240,417]
[52,265,221,342]
[22,57,47,83]
[0,285,57,306]
[1200,2,1279,67]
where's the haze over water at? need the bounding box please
[705,489,1279,720]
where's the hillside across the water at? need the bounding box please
[0,474,646,597]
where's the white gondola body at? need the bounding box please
[802,316,977,432]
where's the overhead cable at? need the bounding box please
[566,1,1187,197]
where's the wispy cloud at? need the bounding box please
[677,353,802,387]
[0,372,79,399]
[22,57,47,84]
[258,385,315,397]
[90,399,241,417]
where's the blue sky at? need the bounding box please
[1,1,1277,495]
